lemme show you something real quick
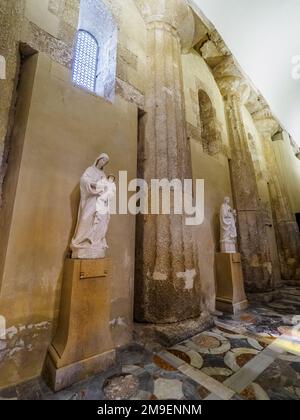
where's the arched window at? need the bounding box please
[72,30,98,93]
[198,90,221,156]
[73,0,117,101]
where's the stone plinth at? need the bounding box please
[44,258,115,392]
[215,253,248,314]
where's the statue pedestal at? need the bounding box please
[43,258,116,392]
[215,253,248,314]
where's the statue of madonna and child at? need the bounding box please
[220,197,238,254]
[71,153,116,259]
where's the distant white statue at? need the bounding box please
[220,197,237,253]
[71,153,116,259]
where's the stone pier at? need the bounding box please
[134,0,201,323]
[213,57,274,293]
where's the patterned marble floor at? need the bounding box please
[1,287,300,400]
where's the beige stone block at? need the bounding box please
[44,349,116,392]
[216,253,248,314]
[0,53,137,387]
[43,258,116,391]
[25,0,60,38]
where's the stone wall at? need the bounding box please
[0,0,147,205]
[273,132,300,214]
[0,53,138,388]
[182,50,232,311]
[241,106,282,289]
[0,0,146,389]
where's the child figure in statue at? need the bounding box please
[95,175,116,217]
[71,153,115,259]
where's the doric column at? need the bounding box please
[253,110,300,281]
[213,57,274,293]
[134,0,201,323]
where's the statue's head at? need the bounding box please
[95,153,109,170]
[224,196,230,204]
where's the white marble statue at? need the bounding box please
[220,197,237,253]
[71,153,116,259]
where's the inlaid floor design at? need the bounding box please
[1,287,300,400]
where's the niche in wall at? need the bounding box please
[198,89,222,156]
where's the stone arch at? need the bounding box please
[198,89,221,155]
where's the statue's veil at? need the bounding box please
[94,153,109,168]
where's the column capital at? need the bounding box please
[213,56,251,104]
[135,0,195,48]
[252,108,279,138]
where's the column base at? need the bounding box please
[247,289,281,304]
[134,312,214,350]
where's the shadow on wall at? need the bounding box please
[51,184,80,331]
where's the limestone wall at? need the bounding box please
[0,0,147,388]
[182,51,232,311]
[273,133,300,214]
[241,106,282,287]
[104,0,147,106]
[0,53,137,388]
[241,106,270,207]
[182,51,229,152]
[0,0,146,205]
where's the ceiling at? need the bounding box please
[195,0,300,144]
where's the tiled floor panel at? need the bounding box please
[1,288,300,400]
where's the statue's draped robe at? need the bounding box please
[96,179,116,215]
[220,203,237,243]
[71,165,109,259]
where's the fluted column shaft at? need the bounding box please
[226,97,274,291]
[255,117,300,281]
[213,58,275,292]
[135,10,201,323]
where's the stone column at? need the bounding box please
[253,110,300,281]
[0,0,23,206]
[134,0,201,323]
[213,57,274,293]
